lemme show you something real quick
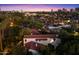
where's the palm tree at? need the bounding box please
[0,16,12,51]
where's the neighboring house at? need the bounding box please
[23,34,61,51]
[25,12,37,16]
[31,28,40,35]
[47,25,62,33]
[23,35,56,46]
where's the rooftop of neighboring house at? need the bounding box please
[31,28,40,35]
[25,41,47,50]
[24,34,57,38]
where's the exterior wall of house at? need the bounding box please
[23,38,36,46]
[36,38,54,45]
[23,38,54,46]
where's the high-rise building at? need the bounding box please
[58,9,62,12]
[62,8,67,12]
[51,9,53,12]
[75,8,79,12]
[70,8,75,12]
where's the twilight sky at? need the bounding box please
[0,4,79,11]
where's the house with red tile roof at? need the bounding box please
[23,34,56,47]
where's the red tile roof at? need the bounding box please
[25,41,46,50]
[24,34,56,38]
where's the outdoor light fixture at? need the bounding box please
[67,20,70,22]
[50,39,54,43]
[10,22,14,27]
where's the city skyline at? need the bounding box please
[0,4,79,11]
